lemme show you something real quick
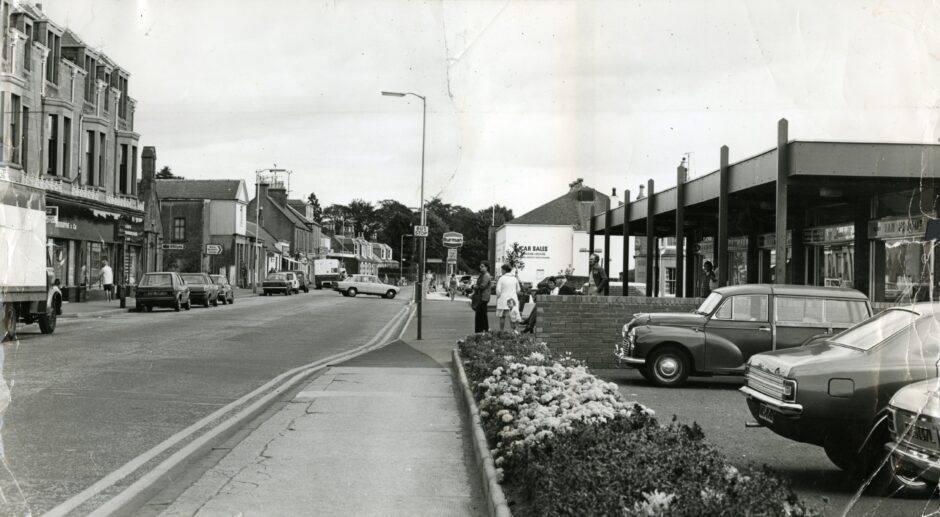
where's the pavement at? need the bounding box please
[58,288,261,319]
[154,292,488,516]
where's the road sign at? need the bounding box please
[162,243,184,250]
[446,248,457,263]
[205,244,223,255]
[414,225,429,237]
[443,231,463,248]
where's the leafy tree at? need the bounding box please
[347,199,379,237]
[503,242,527,273]
[306,192,323,224]
[155,166,183,179]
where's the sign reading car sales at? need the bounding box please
[442,231,463,248]
[205,244,223,255]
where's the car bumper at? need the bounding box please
[740,386,804,416]
[886,441,940,483]
[264,286,289,291]
[617,355,646,366]
[136,295,177,304]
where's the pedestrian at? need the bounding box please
[449,273,458,301]
[99,260,114,302]
[495,263,521,331]
[702,261,717,296]
[472,261,493,333]
[554,276,576,295]
[586,253,609,295]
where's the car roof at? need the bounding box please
[713,283,868,300]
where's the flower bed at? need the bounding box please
[458,331,818,517]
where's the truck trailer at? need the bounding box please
[1,175,61,341]
[313,258,345,289]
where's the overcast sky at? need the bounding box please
[41,0,940,216]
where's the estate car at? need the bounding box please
[616,284,871,387]
[180,273,221,307]
[334,274,399,299]
[135,272,191,312]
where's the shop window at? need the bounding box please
[884,240,930,303]
[173,217,185,241]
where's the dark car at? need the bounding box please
[263,273,293,296]
[135,272,191,312]
[210,274,234,305]
[741,303,940,491]
[616,284,872,387]
[180,273,221,307]
[291,270,310,293]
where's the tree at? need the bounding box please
[306,192,323,224]
[155,166,183,179]
[346,199,379,237]
[503,242,527,273]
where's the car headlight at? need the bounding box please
[782,379,797,402]
[887,407,897,435]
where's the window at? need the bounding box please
[62,117,70,178]
[98,132,105,187]
[23,21,31,71]
[173,217,185,241]
[131,145,137,194]
[119,144,128,194]
[824,299,869,325]
[21,106,28,171]
[46,114,57,175]
[83,55,96,104]
[714,295,768,322]
[45,30,60,84]
[665,267,676,295]
[85,130,95,185]
[9,94,21,165]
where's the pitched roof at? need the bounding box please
[267,196,309,228]
[155,179,244,201]
[507,183,610,230]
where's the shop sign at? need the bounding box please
[162,243,184,250]
[803,224,854,244]
[516,244,549,258]
[446,248,457,263]
[54,219,76,230]
[869,216,927,240]
[728,236,749,251]
[757,231,794,249]
[45,206,58,224]
[442,232,463,248]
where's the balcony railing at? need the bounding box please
[0,167,144,211]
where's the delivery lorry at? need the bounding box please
[1,175,61,341]
[313,258,345,289]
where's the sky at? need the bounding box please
[39,0,940,216]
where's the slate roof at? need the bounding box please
[155,180,243,201]
[507,184,610,231]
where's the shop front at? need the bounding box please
[803,223,855,289]
[870,215,938,303]
[757,231,792,284]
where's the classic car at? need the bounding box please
[180,273,221,307]
[135,272,191,312]
[886,377,940,494]
[741,302,940,490]
[263,273,293,296]
[291,270,311,293]
[210,274,235,305]
[616,284,871,387]
[334,274,400,299]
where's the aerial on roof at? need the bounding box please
[155,179,244,201]
[507,178,610,230]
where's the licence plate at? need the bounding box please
[758,403,775,424]
[912,425,937,447]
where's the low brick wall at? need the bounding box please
[535,295,703,369]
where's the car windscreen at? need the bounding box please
[180,274,206,283]
[140,274,173,287]
[829,308,921,351]
[211,277,225,285]
[267,274,287,280]
[696,292,722,315]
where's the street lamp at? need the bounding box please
[253,167,287,294]
[399,234,413,284]
[382,90,427,339]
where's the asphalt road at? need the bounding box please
[599,368,940,517]
[0,288,409,515]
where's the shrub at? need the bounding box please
[458,331,553,394]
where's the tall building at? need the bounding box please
[0,2,143,301]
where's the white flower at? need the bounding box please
[632,490,676,516]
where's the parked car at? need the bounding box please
[886,377,940,494]
[263,272,293,296]
[291,270,310,293]
[457,275,473,295]
[210,274,235,305]
[135,272,191,312]
[180,273,221,307]
[616,284,871,387]
[334,274,400,299]
[741,302,940,491]
[284,272,301,294]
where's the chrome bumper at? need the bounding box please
[886,441,940,483]
[739,386,804,416]
[618,356,646,366]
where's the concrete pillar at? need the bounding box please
[747,224,759,283]
[685,231,695,297]
[676,161,686,295]
[718,146,730,287]
[622,189,631,296]
[853,196,870,295]
[588,205,596,285]
[774,119,789,284]
[646,179,655,296]
[603,205,611,295]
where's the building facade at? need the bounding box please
[247,180,321,276]
[0,2,142,301]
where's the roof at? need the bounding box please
[507,183,609,230]
[156,180,244,201]
[713,284,869,300]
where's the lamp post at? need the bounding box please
[382,91,426,339]
[253,167,286,293]
[400,233,413,285]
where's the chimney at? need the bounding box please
[568,178,584,192]
[610,187,620,209]
[637,184,645,199]
[268,185,288,207]
[35,3,42,11]
[142,147,156,181]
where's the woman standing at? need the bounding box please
[472,262,493,333]
[495,263,521,331]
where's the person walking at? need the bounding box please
[495,264,521,331]
[585,253,609,295]
[472,261,493,333]
[702,261,717,297]
[448,273,458,301]
[99,260,114,302]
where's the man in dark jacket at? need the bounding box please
[473,261,493,333]
[587,254,609,295]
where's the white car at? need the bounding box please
[334,274,400,299]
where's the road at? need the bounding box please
[600,368,940,517]
[0,288,409,515]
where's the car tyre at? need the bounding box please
[146,305,153,312]
[38,299,58,334]
[229,296,234,304]
[204,298,211,307]
[644,345,690,387]
[2,304,18,342]
[174,297,182,312]
[185,298,191,310]
[347,288,357,297]
[385,290,396,299]
[212,297,219,307]
[136,303,144,312]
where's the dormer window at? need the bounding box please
[83,55,96,104]
[45,29,60,83]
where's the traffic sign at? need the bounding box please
[162,243,184,250]
[414,225,429,237]
[205,244,223,255]
[443,231,463,248]
[446,248,457,263]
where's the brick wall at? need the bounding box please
[535,295,702,369]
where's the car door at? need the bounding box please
[773,296,829,349]
[704,294,772,371]
[364,276,380,295]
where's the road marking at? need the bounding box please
[45,302,414,517]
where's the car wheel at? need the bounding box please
[883,449,933,497]
[136,303,144,312]
[385,290,396,299]
[212,297,219,307]
[347,288,357,297]
[644,346,690,387]
[38,299,58,334]
[229,296,234,304]
[174,297,182,312]
[2,304,18,342]
[185,298,191,310]
[146,305,153,312]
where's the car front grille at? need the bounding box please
[746,366,790,402]
[893,408,940,454]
